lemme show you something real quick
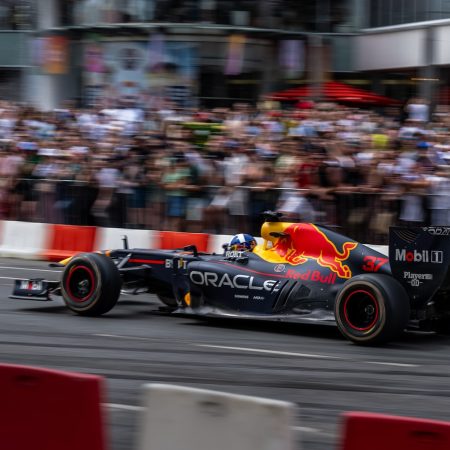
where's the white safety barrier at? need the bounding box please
[94,228,158,251]
[208,234,233,254]
[137,384,297,450]
[0,221,50,259]
[0,219,390,261]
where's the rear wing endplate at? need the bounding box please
[389,226,450,307]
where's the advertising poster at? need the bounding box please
[83,40,197,107]
[279,39,304,78]
[147,35,197,106]
[42,36,69,75]
[83,41,106,107]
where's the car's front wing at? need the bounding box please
[9,279,60,301]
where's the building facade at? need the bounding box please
[2,0,450,109]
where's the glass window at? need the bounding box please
[367,0,443,26]
[444,0,450,15]
[369,0,382,27]
[403,0,418,23]
[0,0,34,30]
[391,0,404,25]
[380,0,393,26]
[428,0,443,20]
[416,0,431,21]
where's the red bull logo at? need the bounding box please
[255,223,357,279]
[286,269,336,285]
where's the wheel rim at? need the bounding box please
[66,265,95,303]
[343,289,379,331]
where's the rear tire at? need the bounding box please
[61,253,121,316]
[334,274,410,345]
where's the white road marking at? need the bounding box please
[195,344,421,367]
[292,426,321,433]
[365,361,419,368]
[94,333,151,341]
[94,336,420,368]
[103,403,144,412]
[195,344,338,359]
[0,266,61,273]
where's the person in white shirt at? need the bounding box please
[406,97,429,123]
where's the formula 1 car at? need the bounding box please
[9,212,450,345]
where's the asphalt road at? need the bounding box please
[1,258,450,450]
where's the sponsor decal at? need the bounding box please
[252,296,265,300]
[286,269,336,285]
[257,223,356,278]
[234,294,249,299]
[20,280,43,291]
[190,271,279,291]
[362,256,389,273]
[403,271,433,287]
[165,258,187,269]
[225,250,244,258]
[274,264,286,273]
[395,249,443,264]
[423,227,450,236]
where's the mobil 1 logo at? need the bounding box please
[395,249,443,264]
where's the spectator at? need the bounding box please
[162,154,191,231]
[0,99,448,243]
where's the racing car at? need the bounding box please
[9,212,450,345]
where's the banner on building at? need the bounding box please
[42,36,69,75]
[147,32,166,71]
[225,34,246,75]
[84,42,105,73]
[279,40,304,78]
[82,41,197,107]
[30,37,45,67]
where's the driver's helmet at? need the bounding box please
[229,234,257,252]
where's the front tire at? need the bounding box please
[334,274,410,345]
[61,253,121,316]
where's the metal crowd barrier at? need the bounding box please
[0,178,427,244]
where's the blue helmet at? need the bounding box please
[229,233,257,252]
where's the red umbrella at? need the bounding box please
[267,81,400,106]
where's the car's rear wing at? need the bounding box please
[389,226,450,308]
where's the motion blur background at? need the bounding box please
[1,0,450,242]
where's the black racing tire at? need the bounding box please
[61,253,121,316]
[334,274,410,345]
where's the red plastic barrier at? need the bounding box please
[340,411,450,450]
[0,364,108,450]
[158,231,210,252]
[43,224,97,261]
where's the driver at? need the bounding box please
[228,234,257,252]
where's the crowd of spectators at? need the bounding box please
[0,97,449,243]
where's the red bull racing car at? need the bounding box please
[9,212,450,345]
